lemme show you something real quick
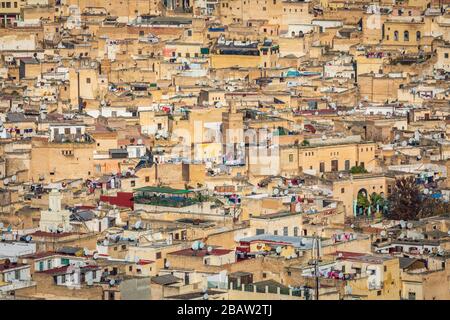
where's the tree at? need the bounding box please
[350,165,368,174]
[357,193,370,214]
[387,176,450,220]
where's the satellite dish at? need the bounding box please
[11,175,16,182]
[295,202,302,213]
[25,235,32,242]
[134,256,140,263]
[276,246,282,254]
[423,188,429,195]
[203,293,209,300]
[338,252,343,258]
[83,248,89,256]
[93,252,99,260]
[283,189,289,195]
[300,238,306,246]
[400,220,406,228]
[407,222,413,229]
[351,224,355,229]
[165,261,170,268]
[103,239,109,246]
[134,220,142,230]
[109,279,115,286]
[191,241,200,251]
[207,246,213,253]
[380,230,386,237]
[399,232,406,239]
[199,241,205,249]
[273,188,279,195]
[3,178,9,185]
[0,222,3,229]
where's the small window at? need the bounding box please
[394,31,399,41]
[341,188,345,194]
[156,252,162,259]
[289,154,294,162]
[86,78,91,84]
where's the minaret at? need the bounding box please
[49,189,62,212]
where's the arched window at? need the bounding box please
[394,31,399,41]
[404,31,409,41]
[416,31,421,41]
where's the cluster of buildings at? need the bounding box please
[0,0,449,300]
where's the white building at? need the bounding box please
[39,189,72,233]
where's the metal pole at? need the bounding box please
[315,234,320,300]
